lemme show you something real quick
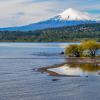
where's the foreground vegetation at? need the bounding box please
[65,40,100,57]
[0,23,100,42]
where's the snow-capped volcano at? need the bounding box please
[0,8,98,31]
[57,8,92,20]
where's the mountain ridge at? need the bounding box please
[0,8,99,31]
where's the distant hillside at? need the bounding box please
[0,23,100,42]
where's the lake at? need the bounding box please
[0,42,100,100]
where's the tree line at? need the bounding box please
[0,23,100,42]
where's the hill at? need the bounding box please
[0,23,100,42]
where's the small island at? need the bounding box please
[65,40,100,58]
[64,40,100,64]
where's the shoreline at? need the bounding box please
[64,57,100,64]
[37,58,100,77]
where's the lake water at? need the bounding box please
[38,63,100,77]
[0,42,100,100]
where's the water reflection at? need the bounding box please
[38,63,100,77]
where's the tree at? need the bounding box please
[65,44,83,57]
[65,40,100,57]
[81,40,100,57]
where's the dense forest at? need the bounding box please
[0,23,100,42]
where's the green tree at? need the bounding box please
[65,44,83,57]
[81,40,100,57]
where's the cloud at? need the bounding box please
[0,0,99,27]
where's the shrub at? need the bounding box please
[65,44,83,57]
[81,40,100,57]
[65,40,100,57]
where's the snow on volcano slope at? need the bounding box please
[58,8,92,20]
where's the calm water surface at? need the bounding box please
[38,63,100,77]
[0,42,100,100]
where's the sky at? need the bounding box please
[0,0,100,27]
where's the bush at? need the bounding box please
[81,40,100,57]
[65,44,83,57]
[65,40,100,57]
